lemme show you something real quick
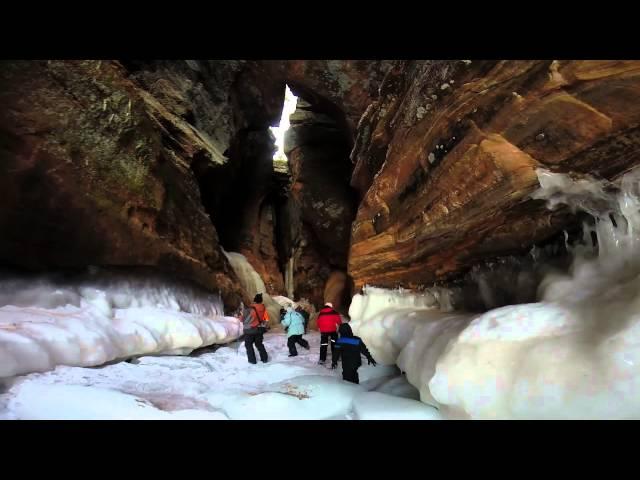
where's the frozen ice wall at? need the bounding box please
[222,251,268,302]
[351,167,640,419]
[349,286,473,411]
[0,269,242,378]
[349,286,447,364]
[222,250,282,325]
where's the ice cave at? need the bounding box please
[2,59,640,420]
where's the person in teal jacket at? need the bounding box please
[281,305,310,357]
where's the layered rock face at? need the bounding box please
[348,60,640,290]
[0,60,284,310]
[286,99,356,265]
[280,97,357,308]
[284,60,394,135]
[274,60,393,308]
[0,59,390,312]
[200,128,285,296]
[5,59,638,313]
[125,60,288,297]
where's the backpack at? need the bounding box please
[242,305,262,333]
[296,308,309,332]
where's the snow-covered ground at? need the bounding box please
[0,332,441,420]
[9,169,640,420]
[0,261,442,420]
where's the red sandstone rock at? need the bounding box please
[348,60,640,290]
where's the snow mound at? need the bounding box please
[7,383,228,420]
[218,375,363,420]
[429,302,640,419]
[372,376,421,400]
[272,295,296,308]
[358,364,399,383]
[353,391,443,420]
[0,331,442,420]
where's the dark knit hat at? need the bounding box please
[338,322,353,338]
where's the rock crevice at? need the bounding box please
[4,59,640,312]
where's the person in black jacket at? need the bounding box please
[331,323,376,384]
[279,308,287,330]
[295,306,310,333]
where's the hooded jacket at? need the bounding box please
[317,306,342,333]
[332,323,375,368]
[281,309,305,337]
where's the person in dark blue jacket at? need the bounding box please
[331,322,376,384]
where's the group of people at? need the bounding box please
[240,293,376,384]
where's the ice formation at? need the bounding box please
[0,332,435,420]
[272,295,297,308]
[349,286,473,412]
[351,167,640,419]
[352,391,442,420]
[8,167,640,419]
[5,383,229,420]
[217,375,364,420]
[222,250,282,324]
[0,270,242,378]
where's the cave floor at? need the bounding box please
[0,333,440,420]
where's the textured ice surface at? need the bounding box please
[0,272,241,378]
[222,250,283,324]
[0,333,434,420]
[350,168,640,419]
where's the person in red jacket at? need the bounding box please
[316,302,342,365]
